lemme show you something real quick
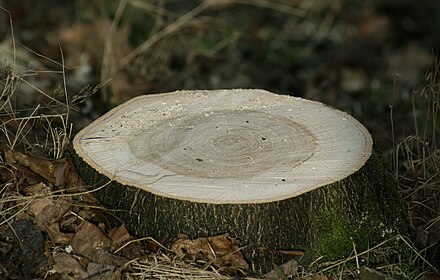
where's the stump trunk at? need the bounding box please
[71,89,404,274]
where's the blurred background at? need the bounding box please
[1,0,439,149]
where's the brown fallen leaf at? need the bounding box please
[107,225,146,259]
[4,150,85,191]
[59,214,81,235]
[52,252,88,279]
[171,233,248,273]
[109,224,131,251]
[52,158,85,191]
[5,150,57,185]
[89,248,127,267]
[360,267,396,280]
[263,259,299,279]
[30,197,72,228]
[0,161,16,183]
[22,182,50,196]
[146,234,169,253]
[3,161,44,187]
[71,220,111,259]
[28,196,53,220]
[45,223,74,245]
[87,262,120,280]
[313,272,329,280]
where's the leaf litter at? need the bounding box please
[0,149,262,279]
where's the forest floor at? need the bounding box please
[0,0,439,279]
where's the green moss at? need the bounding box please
[314,209,355,260]
[308,149,407,263]
[311,205,391,262]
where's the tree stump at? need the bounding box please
[71,89,404,274]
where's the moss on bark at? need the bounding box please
[68,145,406,274]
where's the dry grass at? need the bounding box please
[101,0,309,103]
[125,253,240,279]
[310,234,438,279]
[1,1,440,279]
[391,53,440,273]
[0,44,72,159]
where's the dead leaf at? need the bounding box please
[115,241,143,260]
[171,233,248,273]
[146,234,169,253]
[71,220,111,259]
[52,158,85,190]
[107,226,143,259]
[31,197,72,228]
[313,272,329,280]
[45,223,74,245]
[87,262,120,280]
[3,161,44,186]
[109,224,131,251]
[89,248,127,267]
[0,241,13,256]
[52,252,88,279]
[359,267,393,280]
[4,150,86,191]
[5,150,57,185]
[0,163,16,183]
[59,214,79,232]
[91,208,111,230]
[28,197,53,219]
[263,259,299,279]
[22,182,50,196]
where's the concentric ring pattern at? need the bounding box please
[128,111,316,179]
[74,89,372,203]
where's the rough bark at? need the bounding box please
[71,89,405,274]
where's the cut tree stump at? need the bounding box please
[71,89,404,274]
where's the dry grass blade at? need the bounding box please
[317,235,438,277]
[101,0,307,103]
[118,0,217,70]
[231,0,305,16]
[125,252,255,280]
[117,0,305,70]
[390,52,440,274]
[0,49,73,158]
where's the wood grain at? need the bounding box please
[74,89,371,203]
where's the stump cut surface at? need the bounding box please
[72,89,405,274]
[74,89,372,203]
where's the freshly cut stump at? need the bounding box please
[72,89,404,274]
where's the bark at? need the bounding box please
[71,89,405,274]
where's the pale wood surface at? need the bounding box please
[73,89,372,203]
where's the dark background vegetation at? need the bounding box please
[0,0,439,278]
[1,0,439,148]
